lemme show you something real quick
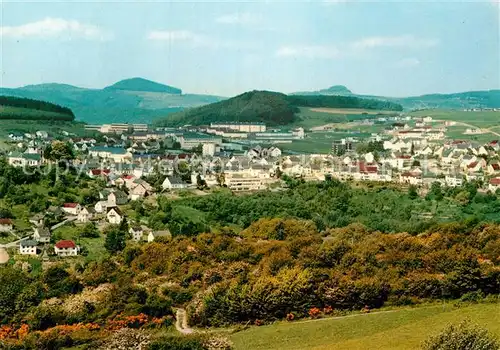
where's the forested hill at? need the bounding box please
[0,95,75,121]
[155,90,403,127]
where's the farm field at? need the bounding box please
[279,131,372,154]
[410,109,500,129]
[230,302,500,350]
[293,107,397,130]
[0,119,88,139]
[309,107,394,115]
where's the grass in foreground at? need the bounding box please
[230,303,500,350]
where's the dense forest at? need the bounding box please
[155,90,403,127]
[287,95,403,111]
[0,96,75,121]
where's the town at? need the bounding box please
[2,113,500,261]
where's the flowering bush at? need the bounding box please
[286,313,295,321]
[254,319,263,326]
[323,306,333,315]
[203,335,234,350]
[308,307,321,319]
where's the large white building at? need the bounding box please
[210,122,266,133]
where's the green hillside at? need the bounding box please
[231,303,500,350]
[294,86,500,110]
[0,78,223,124]
[155,90,299,127]
[155,90,403,127]
[104,77,182,94]
[0,95,74,121]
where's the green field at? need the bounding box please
[230,303,500,350]
[0,119,87,139]
[280,131,372,154]
[410,109,500,129]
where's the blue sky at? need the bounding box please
[1,0,499,97]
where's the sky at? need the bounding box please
[0,0,499,97]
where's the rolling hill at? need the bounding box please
[104,77,182,94]
[0,78,223,124]
[0,95,75,121]
[293,86,500,110]
[154,90,403,127]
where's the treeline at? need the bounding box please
[287,95,403,111]
[0,96,75,121]
[155,90,403,127]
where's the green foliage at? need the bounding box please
[148,336,206,350]
[156,91,403,127]
[422,320,500,350]
[104,225,126,253]
[0,267,29,323]
[42,266,82,298]
[80,222,100,238]
[0,95,74,120]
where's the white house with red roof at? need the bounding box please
[61,203,81,216]
[0,219,14,232]
[54,240,79,256]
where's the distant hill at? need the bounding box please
[293,86,500,110]
[0,78,223,124]
[104,77,182,94]
[0,95,75,121]
[155,90,403,127]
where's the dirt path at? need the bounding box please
[175,308,194,334]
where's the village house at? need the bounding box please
[129,225,145,241]
[107,207,123,224]
[77,207,95,223]
[129,183,149,201]
[162,176,189,190]
[19,240,38,255]
[147,230,171,242]
[0,219,14,233]
[33,226,51,243]
[108,190,128,206]
[62,203,81,216]
[95,200,111,214]
[488,177,500,193]
[54,240,79,256]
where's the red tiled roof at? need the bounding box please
[0,218,13,225]
[55,240,76,249]
[122,175,134,180]
[491,164,500,170]
[490,178,500,185]
[90,169,110,176]
[63,203,79,208]
[467,162,478,169]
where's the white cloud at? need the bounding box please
[351,35,439,50]
[0,17,112,41]
[147,30,196,41]
[215,13,261,25]
[147,30,254,50]
[396,57,421,68]
[276,45,340,59]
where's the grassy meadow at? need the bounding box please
[230,303,500,350]
[410,109,500,129]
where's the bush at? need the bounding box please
[148,335,206,350]
[422,320,500,350]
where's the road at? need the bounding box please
[437,119,500,137]
[175,308,194,334]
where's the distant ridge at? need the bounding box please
[293,85,500,110]
[104,77,182,95]
[0,77,223,124]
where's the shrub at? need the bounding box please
[148,335,206,350]
[422,320,500,350]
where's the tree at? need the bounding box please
[422,320,499,350]
[408,185,418,200]
[104,225,126,253]
[80,222,100,238]
[45,141,74,161]
[196,174,207,189]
